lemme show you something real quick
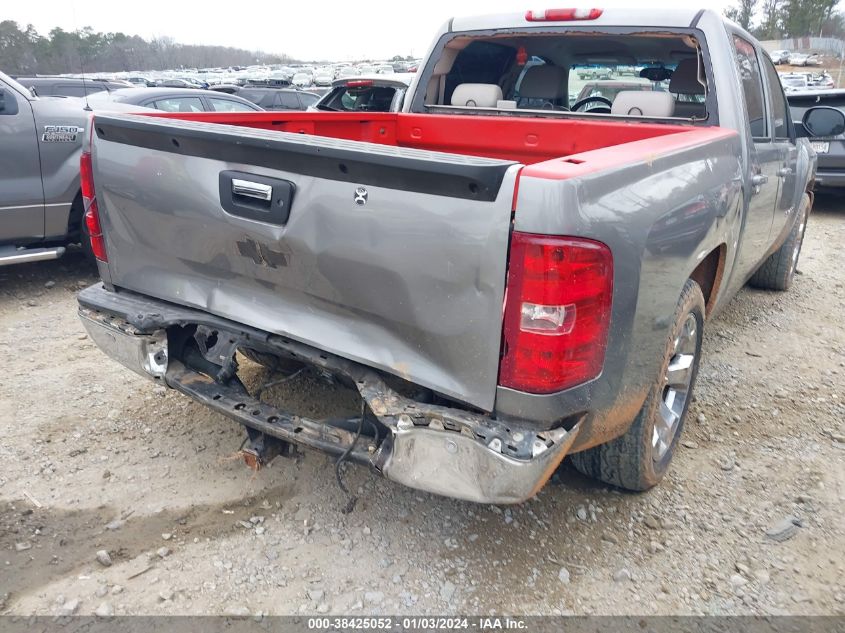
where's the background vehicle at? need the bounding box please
[313,69,335,87]
[291,72,312,88]
[157,78,207,89]
[576,65,614,80]
[770,49,790,64]
[0,71,142,265]
[788,53,810,66]
[79,9,822,504]
[237,87,319,110]
[208,84,242,94]
[336,67,360,79]
[126,76,156,87]
[14,76,133,97]
[810,71,835,89]
[789,89,845,188]
[780,73,810,93]
[311,74,413,112]
[86,87,262,112]
[615,65,638,76]
[267,70,292,87]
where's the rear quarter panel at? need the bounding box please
[497,129,743,449]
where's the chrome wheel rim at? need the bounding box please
[791,212,807,272]
[653,313,697,462]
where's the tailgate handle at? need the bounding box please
[219,170,295,226]
[232,179,273,202]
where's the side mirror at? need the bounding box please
[802,106,845,137]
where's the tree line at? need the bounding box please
[0,21,296,75]
[724,0,845,41]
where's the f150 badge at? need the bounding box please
[42,125,84,142]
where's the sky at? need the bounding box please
[5,1,734,61]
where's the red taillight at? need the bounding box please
[80,151,107,262]
[499,232,613,394]
[347,80,374,88]
[525,8,603,21]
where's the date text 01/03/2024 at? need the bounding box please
[306,617,528,631]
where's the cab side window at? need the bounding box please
[733,35,768,138]
[762,56,791,139]
[0,89,20,115]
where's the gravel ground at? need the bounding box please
[0,196,843,617]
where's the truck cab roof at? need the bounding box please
[449,7,707,32]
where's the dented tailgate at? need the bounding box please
[90,113,519,411]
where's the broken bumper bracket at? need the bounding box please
[79,284,581,504]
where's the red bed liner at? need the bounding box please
[136,110,737,176]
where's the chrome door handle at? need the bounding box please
[751,174,769,186]
[777,167,793,177]
[232,179,272,201]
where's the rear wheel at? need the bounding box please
[749,193,810,291]
[570,279,706,491]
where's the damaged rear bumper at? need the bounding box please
[78,284,579,504]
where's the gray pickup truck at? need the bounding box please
[78,9,831,504]
[0,72,93,265]
[0,72,146,266]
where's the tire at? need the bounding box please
[749,194,810,291]
[570,279,706,491]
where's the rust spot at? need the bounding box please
[241,448,262,471]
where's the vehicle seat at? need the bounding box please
[517,65,568,109]
[670,58,707,118]
[611,91,674,117]
[451,83,503,108]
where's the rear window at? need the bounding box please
[414,29,714,121]
[238,90,263,102]
[239,90,276,107]
[275,91,301,109]
[208,97,255,112]
[317,85,398,112]
[298,93,319,106]
[152,97,204,112]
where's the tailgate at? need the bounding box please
[90,113,520,411]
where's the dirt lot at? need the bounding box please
[1,197,843,618]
